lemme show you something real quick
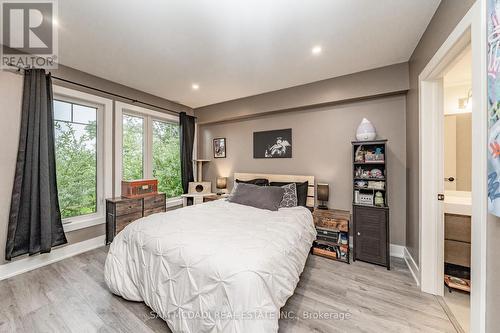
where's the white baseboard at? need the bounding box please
[347,240,420,286]
[389,244,405,258]
[0,235,105,281]
[403,247,420,286]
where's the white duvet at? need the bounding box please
[104,199,316,333]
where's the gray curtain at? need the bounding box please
[179,112,195,194]
[5,69,67,261]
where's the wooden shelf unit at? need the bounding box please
[311,209,350,264]
[352,140,390,270]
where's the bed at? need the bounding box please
[104,173,317,333]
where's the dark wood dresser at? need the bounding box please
[106,193,166,244]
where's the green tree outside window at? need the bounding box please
[152,120,183,197]
[54,101,97,219]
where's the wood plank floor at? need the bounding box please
[0,247,456,333]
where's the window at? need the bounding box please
[122,114,144,180]
[118,103,182,200]
[53,86,112,232]
[152,120,183,197]
[53,99,98,219]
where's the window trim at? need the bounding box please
[53,86,113,232]
[115,101,180,201]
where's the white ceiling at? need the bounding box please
[57,0,441,108]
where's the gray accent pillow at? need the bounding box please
[279,183,298,208]
[270,181,308,207]
[227,183,285,211]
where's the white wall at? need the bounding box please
[0,71,23,263]
[444,84,471,115]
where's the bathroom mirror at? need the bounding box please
[444,113,472,192]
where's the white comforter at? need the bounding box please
[104,199,316,333]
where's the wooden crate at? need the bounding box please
[121,179,158,198]
[312,247,337,260]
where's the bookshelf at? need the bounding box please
[352,139,390,269]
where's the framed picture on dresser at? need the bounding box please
[213,137,226,158]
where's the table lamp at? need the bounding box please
[216,177,228,195]
[317,183,329,210]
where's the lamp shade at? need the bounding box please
[216,177,227,189]
[317,183,329,202]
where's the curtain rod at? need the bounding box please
[51,75,184,117]
[6,63,194,118]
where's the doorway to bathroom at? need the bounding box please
[442,45,472,333]
[418,3,486,333]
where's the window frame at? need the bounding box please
[115,102,182,208]
[53,86,113,232]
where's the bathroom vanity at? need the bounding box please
[443,191,471,292]
[444,213,471,268]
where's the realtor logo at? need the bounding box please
[1,0,58,69]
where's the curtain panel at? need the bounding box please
[6,69,67,261]
[179,112,195,194]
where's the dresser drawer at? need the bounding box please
[115,211,143,234]
[115,199,143,216]
[144,205,166,217]
[445,214,471,243]
[445,239,471,267]
[315,217,348,231]
[144,193,166,210]
[313,210,350,232]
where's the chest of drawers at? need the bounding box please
[106,193,166,244]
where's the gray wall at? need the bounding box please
[197,95,407,246]
[196,63,409,124]
[0,67,192,266]
[405,0,475,265]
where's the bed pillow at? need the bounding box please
[270,181,309,207]
[279,183,298,208]
[227,183,284,211]
[235,178,269,186]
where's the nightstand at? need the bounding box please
[203,194,228,202]
[181,193,216,206]
[312,209,350,263]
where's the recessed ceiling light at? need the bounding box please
[191,83,200,90]
[312,45,322,55]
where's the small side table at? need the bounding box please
[203,194,229,202]
[312,208,350,263]
[181,193,216,207]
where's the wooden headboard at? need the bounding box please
[233,172,315,208]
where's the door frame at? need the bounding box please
[418,1,486,332]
